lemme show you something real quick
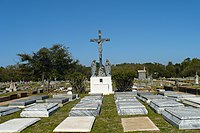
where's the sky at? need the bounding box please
[0,0,200,67]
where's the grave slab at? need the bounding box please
[0,118,40,133]
[30,95,49,102]
[121,117,159,132]
[53,116,95,132]
[20,103,59,117]
[53,94,76,101]
[149,99,184,114]
[162,107,200,129]
[181,97,200,108]
[9,99,36,108]
[45,98,69,107]
[0,106,20,116]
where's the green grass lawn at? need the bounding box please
[1,94,200,133]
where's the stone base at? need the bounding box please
[90,76,114,95]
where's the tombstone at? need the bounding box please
[195,72,199,85]
[6,81,17,92]
[0,106,20,117]
[89,30,114,95]
[138,67,146,80]
[67,87,73,95]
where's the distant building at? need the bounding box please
[138,67,146,80]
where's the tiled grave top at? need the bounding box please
[141,95,165,99]
[165,107,200,119]
[151,99,183,107]
[24,103,58,111]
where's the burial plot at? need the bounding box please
[45,98,69,107]
[69,102,101,116]
[0,118,40,133]
[30,95,49,103]
[20,103,59,117]
[139,95,166,104]
[121,117,159,132]
[0,106,20,117]
[53,94,77,101]
[116,101,148,115]
[9,99,36,108]
[53,116,95,132]
[181,97,200,108]
[166,93,196,101]
[149,99,184,114]
[162,107,200,129]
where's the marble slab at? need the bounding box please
[0,118,40,132]
[30,95,49,102]
[121,117,159,132]
[53,94,76,101]
[182,97,200,108]
[53,116,95,132]
[45,98,69,107]
[149,99,184,114]
[0,106,20,117]
[20,103,59,117]
[162,107,200,129]
[9,99,36,108]
[69,102,101,116]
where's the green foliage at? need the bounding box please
[112,66,135,91]
[69,72,86,93]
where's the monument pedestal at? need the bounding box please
[89,76,114,95]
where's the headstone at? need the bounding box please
[20,103,59,117]
[89,30,114,95]
[162,107,200,129]
[121,117,159,132]
[67,87,73,95]
[53,116,95,132]
[195,72,199,85]
[0,118,40,132]
[0,106,20,117]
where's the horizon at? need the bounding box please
[0,0,200,67]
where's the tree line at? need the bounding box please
[0,44,199,92]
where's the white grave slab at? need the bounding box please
[53,116,95,132]
[0,118,40,133]
[20,103,59,117]
[162,107,200,129]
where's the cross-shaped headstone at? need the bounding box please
[90,30,110,69]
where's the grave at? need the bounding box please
[20,103,59,117]
[53,116,95,132]
[45,98,69,107]
[30,95,49,102]
[0,118,40,132]
[139,95,166,104]
[0,106,20,117]
[149,99,184,114]
[9,99,36,108]
[121,117,159,132]
[162,107,200,129]
[181,97,200,108]
[116,101,148,115]
[53,94,77,101]
[69,102,101,116]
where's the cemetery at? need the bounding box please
[0,30,200,133]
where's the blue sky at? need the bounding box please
[0,0,200,67]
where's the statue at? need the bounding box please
[91,60,96,77]
[105,59,111,76]
[90,30,110,76]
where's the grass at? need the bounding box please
[1,94,200,133]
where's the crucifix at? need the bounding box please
[90,30,110,69]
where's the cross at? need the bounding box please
[90,30,110,68]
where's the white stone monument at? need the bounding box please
[138,67,147,80]
[89,30,114,95]
[195,72,199,85]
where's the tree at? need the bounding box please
[69,72,86,93]
[17,44,77,89]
